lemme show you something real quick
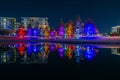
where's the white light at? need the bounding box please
[3,19,6,21]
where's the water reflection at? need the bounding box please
[0,43,99,64]
[111,48,120,56]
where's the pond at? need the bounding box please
[0,43,120,79]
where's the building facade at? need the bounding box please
[0,17,17,30]
[111,48,120,56]
[112,26,120,35]
[21,17,49,30]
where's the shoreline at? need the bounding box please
[0,36,120,44]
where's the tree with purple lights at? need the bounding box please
[50,27,56,38]
[57,19,65,38]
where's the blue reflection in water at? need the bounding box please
[84,46,96,60]
[74,45,82,63]
[26,45,32,55]
[32,45,38,53]
[39,44,44,53]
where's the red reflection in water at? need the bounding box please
[17,44,26,56]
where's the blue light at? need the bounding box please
[39,28,44,37]
[33,28,38,36]
[7,21,13,30]
[84,46,95,60]
[27,26,32,36]
[33,46,37,52]
[27,46,32,55]
[74,45,82,63]
[39,45,44,53]
[32,45,38,53]
[84,22,96,36]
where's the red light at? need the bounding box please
[16,25,26,37]
[71,45,76,50]
[17,44,26,56]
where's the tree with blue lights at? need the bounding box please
[32,28,38,36]
[27,25,33,36]
[83,19,98,36]
[39,28,44,38]
[74,16,84,39]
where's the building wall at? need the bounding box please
[111,48,120,56]
[112,26,120,35]
[112,27,117,33]
[21,17,49,30]
[0,17,16,30]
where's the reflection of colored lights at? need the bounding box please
[26,45,32,55]
[44,45,49,52]
[76,57,80,63]
[33,28,38,36]
[58,47,64,52]
[56,44,61,48]
[14,43,99,63]
[84,46,95,60]
[74,45,82,63]
[66,48,73,60]
[66,52,73,60]
[33,45,38,53]
[50,44,56,51]
[39,45,44,53]
[17,44,26,56]
[58,47,64,58]
[71,45,76,50]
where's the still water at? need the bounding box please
[0,43,120,78]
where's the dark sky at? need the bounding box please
[0,0,120,33]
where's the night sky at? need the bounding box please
[0,0,120,33]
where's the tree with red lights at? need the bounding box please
[16,25,26,37]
